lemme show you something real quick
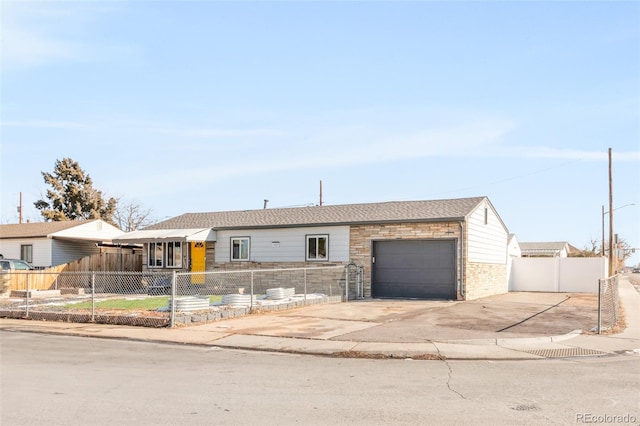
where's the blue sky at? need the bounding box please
[1,1,639,265]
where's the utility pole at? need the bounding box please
[18,192,23,224]
[601,205,605,256]
[319,180,323,206]
[608,148,614,276]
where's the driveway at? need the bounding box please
[198,291,600,343]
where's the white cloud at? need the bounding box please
[0,120,89,129]
[110,118,516,196]
[1,2,133,71]
[1,27,86,69]
[148,126,288,139]
[485,146,640,162]
[111,114,640,199]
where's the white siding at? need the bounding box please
[215,226,350,263]
[0,238,53,267]
[0,240,22,259]
[467,200,508,264]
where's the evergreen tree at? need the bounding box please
[34,158,117,223]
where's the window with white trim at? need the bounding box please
[148,242,164,268]
[166,241,183,268]
[20,244,33,263]
[231,237,250,261]
[306,235,328,261]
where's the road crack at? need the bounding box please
[443,360,467,400]
[434,344,467,400]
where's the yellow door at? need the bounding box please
[190,242,206,284]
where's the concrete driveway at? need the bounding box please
[200,291,600,343]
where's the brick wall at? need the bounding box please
[464,262,507,300]
[349,222,462,298]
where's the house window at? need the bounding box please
[148,242,164,268]
[231,237,250,261]
[306,235,328,261]
[20,245,33,263]
[166,242,183,268]
[484,207,489,225]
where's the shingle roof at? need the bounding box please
[520,241,574,255]
[145,196,487,230]
[0,220,97,239]
[520,242,570,251]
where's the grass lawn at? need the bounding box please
[65,295,222,310]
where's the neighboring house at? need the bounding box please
[114,196,510,301]
[0,220,124,268]
[520,241,574,258]
[506,234,521,291]
[507,234,521,258]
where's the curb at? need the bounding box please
[0,320,608,361]
[434,329,583,346]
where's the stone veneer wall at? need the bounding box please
[211,261,346,270]
[348,222,463,299]
[208,260,348,297]
[205,244,215,270]
[464,262,507,300]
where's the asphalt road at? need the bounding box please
[1,332,638,426]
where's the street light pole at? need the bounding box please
[602,202,636,264]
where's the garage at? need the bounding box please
[372,239,457,299]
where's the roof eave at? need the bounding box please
[212,217,468,230]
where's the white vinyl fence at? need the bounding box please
[509,257,607,293]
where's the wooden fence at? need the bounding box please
[3,251,142,292]
[60,250,142,273]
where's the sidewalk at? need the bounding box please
[1,277,639,361]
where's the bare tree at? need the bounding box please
[613,237,634,268]
[572,238,601,257]
[113,199,154,232]
[578,236,635,267]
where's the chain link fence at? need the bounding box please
[597,275,619,334]
[171,265,349,326]
[0,266,349,328]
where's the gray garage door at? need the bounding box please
[372,239,457,299]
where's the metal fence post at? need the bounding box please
[597,279,602,334]
[170,271,176,328]
[91,272,96,322]
[345,265,349,301]
[613,275,619,326]
[304,269,307,303]
[25,273,30,318]
[250,271,254,312]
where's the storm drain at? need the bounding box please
[523,347,607,358]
